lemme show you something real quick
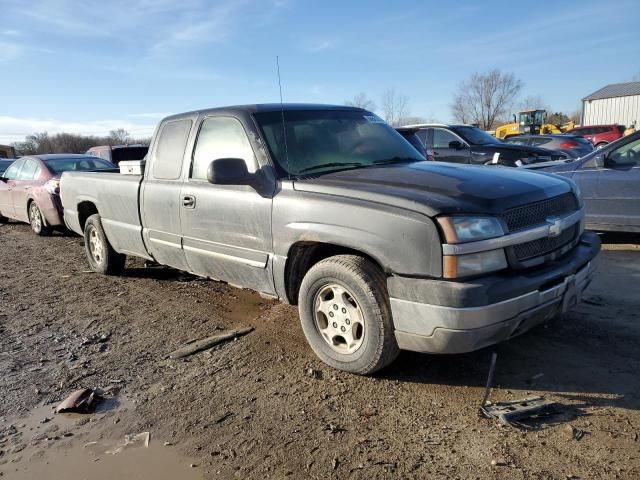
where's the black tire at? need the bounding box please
[28,201,51,236]
[0,215,8,224]
[595,142,608,150]
[83,214,126,275]
[298,255,400,375]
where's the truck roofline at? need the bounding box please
[161,103,368,123]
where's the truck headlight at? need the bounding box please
[437,216,504,244]
[443,249,507,278]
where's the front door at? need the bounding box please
[0,159,23,218]
[593,137,640,229]
[180,115,275,294]
[430,128,470,163]
[140,118,194,272]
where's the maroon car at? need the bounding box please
[0,154,114,235]
[567,124,625,149]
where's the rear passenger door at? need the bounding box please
[10,158,40,222]
[140,118,195,272]
[430,128,470,163]
[179,115,276,294]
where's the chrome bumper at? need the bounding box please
[391,261,595,354]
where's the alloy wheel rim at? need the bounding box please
[30,204,42,232]
[88,227,104,264]
[313,283,365,354]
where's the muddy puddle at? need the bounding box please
[0,396,203,480]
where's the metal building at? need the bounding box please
[581,81,640,127]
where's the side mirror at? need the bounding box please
[448,140,465,150]
[207,158,254,185]
[0,177,7,183]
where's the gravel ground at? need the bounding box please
[1,222,639,479]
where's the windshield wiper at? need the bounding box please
[298,161,365,173]
[370,156,421,165]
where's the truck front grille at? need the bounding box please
[513,225,578,261]
[503,193,578,232]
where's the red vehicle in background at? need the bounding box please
[0,154,114,235]
[567,124,625,149]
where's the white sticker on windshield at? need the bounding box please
[363,115,385,124]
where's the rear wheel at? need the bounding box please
[84,214,125,275]
[28,202,51,236]
[595,142,608,149]
[298,255,399,375]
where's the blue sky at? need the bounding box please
[1,0,639,142]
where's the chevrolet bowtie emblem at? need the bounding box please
[546,217,563,238]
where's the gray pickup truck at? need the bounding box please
[61,104,600,374]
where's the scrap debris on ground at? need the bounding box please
[1,223,639,479]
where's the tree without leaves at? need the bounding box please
[381,88,410,126]
[109,128,132,145]
[344,93,377,111]
[11,129,146,155]
[450,70,523,130]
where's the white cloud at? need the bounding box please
[0,42,24,63]
[128,112,173,119]
[1,29,22,36]
[0,116,156,144]
[305,39,337,53]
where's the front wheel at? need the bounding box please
[298,255,399,375]
[84,214,126,275]
[29,202,51,236]
[595,142,608,150]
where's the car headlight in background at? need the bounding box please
[44,179,60,195]
[443,249,508,278]
[437,216,504,244]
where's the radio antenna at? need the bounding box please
[276,56,291,178]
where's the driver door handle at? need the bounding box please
[182,195,196,208]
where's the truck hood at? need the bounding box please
[293,161,573,217]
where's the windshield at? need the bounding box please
[44,157,115,175]
[451,126,500,146]
[254,110,424,176]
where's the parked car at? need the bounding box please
[86,144,148,166]
[406,123,565,166]
[0,159,14,176]
[567,125,625,149]
[395,127,431,159]
[504,134,594,159]
[526,131,640,233]
[61,104,599,374]
[0,154,114,234]
[0,144,17,159]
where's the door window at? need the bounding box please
[432,128,459,148]
[3,160,23,179]
[17,159,39,180]
[191,117,255,181]
[608,138,640,167]
[152,119,192,180]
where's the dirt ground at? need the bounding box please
[1,222,639,479]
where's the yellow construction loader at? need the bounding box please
[494,109,575,139]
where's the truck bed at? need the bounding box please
[60,171,149,258]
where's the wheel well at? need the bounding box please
[284,242,384,305]
[77,201,98,231]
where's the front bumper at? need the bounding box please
[389,231,600,354]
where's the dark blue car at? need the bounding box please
[527,131,640,233]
